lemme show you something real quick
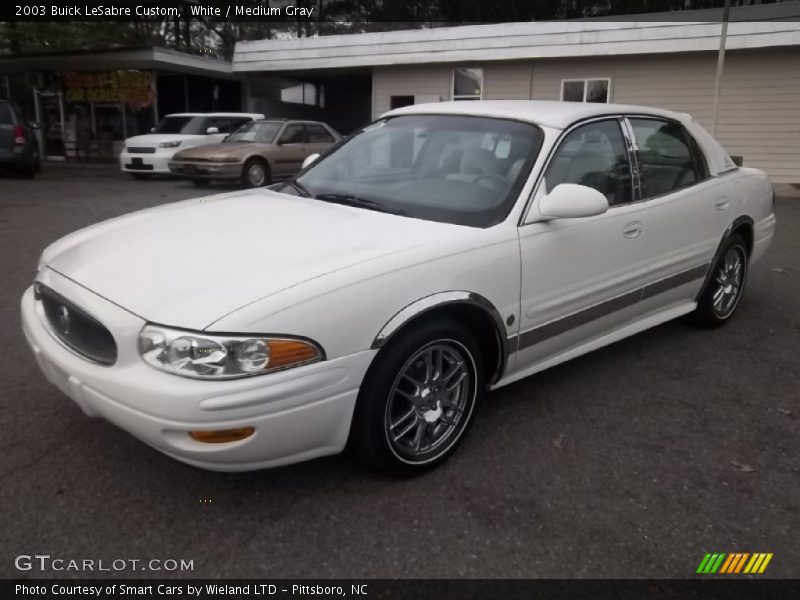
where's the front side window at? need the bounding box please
[543,119,632,206]
[560,79,611,103]
[279,124,307,144]
[453,68,483,101]
[292,114,544,228]
[629,118,700,199]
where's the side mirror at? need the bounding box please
[302,153,320,169]
[539,183,609,219]
[28,121,40,130]
[206,126,219,135]
[150,127,156,133]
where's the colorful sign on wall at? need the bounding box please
[62,70,154,108]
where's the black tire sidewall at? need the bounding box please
[350,319,484,474]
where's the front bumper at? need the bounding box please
[119,150,173,174]
[21,270,375,471]
[169,160,243,180]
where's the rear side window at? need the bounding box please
[0,103,14,125]
[629,118,701,199]
[306,124,335,143]
[544,119,633,206]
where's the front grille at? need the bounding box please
[127,147,156,154]
[35,284,117,365]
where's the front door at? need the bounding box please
[512,118,651,374]
[274,122,310,177]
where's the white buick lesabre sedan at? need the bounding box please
[22,101,776,474]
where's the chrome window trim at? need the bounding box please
[518,114,637,226]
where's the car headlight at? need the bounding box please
[138,325,323,380]
[158,141,182,148]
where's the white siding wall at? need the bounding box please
[372,48,800,182]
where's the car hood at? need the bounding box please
[43,189,470,330]
[173,142,259,159]
[125,133,204,146]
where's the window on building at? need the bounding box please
[280,80,325,107]
[453,68,483,101]
[544,119,632,206]
[560,79,611,103]
[628,118,702,199]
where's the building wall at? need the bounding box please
[372,48,800,182]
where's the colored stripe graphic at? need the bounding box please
[699,552,773,574]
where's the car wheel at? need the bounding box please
[349,319,484,474]
[191,178,212,187]
[130,173,152,180]
[242,158,269,188]
[693,233,748,327]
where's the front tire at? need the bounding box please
[349,319,484,474]
[242,158,270,188]
[692,233,748,327]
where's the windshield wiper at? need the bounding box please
[315,193,405,216]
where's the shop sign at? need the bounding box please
[63,70,154,108]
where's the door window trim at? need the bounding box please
[623,115,715,203]
[520,115,636,226]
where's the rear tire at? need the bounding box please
[692,233,749,327]
[349,319,484,475]
[242,158,270,188]
[20,159,35,178]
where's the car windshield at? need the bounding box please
[293,114,544,227]
[226,121,282,143]
[155,116,206,135]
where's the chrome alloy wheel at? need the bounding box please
[384,340,475,463]
[712,245,746,319]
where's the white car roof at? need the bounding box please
[384,100,689,130]
[384,100,735,177]
[164,112,265,119]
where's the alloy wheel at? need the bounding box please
[384,340,475,463]
[712,245,746,319]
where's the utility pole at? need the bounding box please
[710,0,732,136]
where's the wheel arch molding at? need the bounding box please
[371,291,509,384]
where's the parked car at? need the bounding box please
[22,101,775,474]
[169,119,340,188]
[0,99,41,177]
[119,112,264,179]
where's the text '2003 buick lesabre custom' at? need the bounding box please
[21,101,776,474]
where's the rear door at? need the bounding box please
[626,116,725,304]
[0,102,16,157]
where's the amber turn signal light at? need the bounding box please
[189,427,255,444]
[267,339,320,369]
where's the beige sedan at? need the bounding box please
[169,119,340,188]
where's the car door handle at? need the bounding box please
[623,221,643,239]
[715,198,731,211]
